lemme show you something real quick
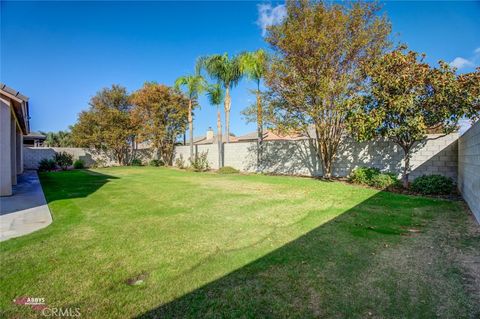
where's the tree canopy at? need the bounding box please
[348,47,480,187]
[264,0,391,177]
[130,82,189,165]
[71,85,135,165]
[41,130,74,147]
[196,53,244,142]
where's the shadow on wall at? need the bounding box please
[239,134,457,181]
[409,137,458,181]
[335,137,407,177]
[243,138,408,177]
[244,140,321,176]
[135,190,472,318]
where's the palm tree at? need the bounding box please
[174,74,207,160]
[196,53,243,143]
[240,49,268,167]
[206,84,224,168]
[41,130,73,147]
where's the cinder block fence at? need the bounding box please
[458,122,480,222]
[173,134,459,180]
[23,125,479,222]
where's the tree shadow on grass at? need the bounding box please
[136,191,475,318]
[39,169,119,204]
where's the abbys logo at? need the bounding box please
[13,296,81,317]
[13,296,47,311]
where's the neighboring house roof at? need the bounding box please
[195,134,239,145]
[0,83,30,135]
[187,134,239,145]
[23,132,46,141]
[236,129,306,142]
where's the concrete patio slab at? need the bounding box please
[0,170,52,241]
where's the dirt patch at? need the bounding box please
[360,206,480,317]
[125,271,149,286]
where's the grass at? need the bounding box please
[0,167,478,318]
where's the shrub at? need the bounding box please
[130,158,143,166]
[349,167,380,185]
[54,152,73,170]
[149,159,164,167]
[189,152,210,172]
[411,175,454,195]
[370,172,400,189]
[218,166,239,174]
[38,158,56,172]
[349,167,399,189]
[73,159,85,169]
[175,154,186,169]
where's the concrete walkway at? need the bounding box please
[0,170,52,241]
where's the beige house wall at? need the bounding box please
[0,98,12,196]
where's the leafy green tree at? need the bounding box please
[206,83,225,167]
[348,48,479,187]
[240,49,268,166]
[264,0,391,178]
[196,53,244,143]
[130,82,189,165]
[71,85,136,165]
[174,74,207,159]
[457,69,480,121]
[41,130,73,147]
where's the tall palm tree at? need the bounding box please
[206,84,224,168]
[174,74,207,160]
[240,49,268,166]
[196,53,243,143]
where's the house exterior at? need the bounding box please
[187,127,239,145]
[0,83,30,196]
[23,132,46,147]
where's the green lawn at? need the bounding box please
[1,167,479,318]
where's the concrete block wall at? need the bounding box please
[25,133,459,182]
[23,147,152,169]
[172,134,458,181]
[458,122,480,222]
[174,144,220,169]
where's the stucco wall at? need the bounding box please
[458,122,480,222]
[174,134,458,180]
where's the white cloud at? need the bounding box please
[449,46,480,70]
[257,3,287,36]
[449,57,474,69]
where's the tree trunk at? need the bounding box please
[314,125,336,179]
[131,135,137,164]
[402,146,411,188]
[188,99,194,160]
[256,89,263,171]
[217,106,223,168]
[224,87,231,143]
[319,148,333,179]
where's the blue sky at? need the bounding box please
[1,1,479,136]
